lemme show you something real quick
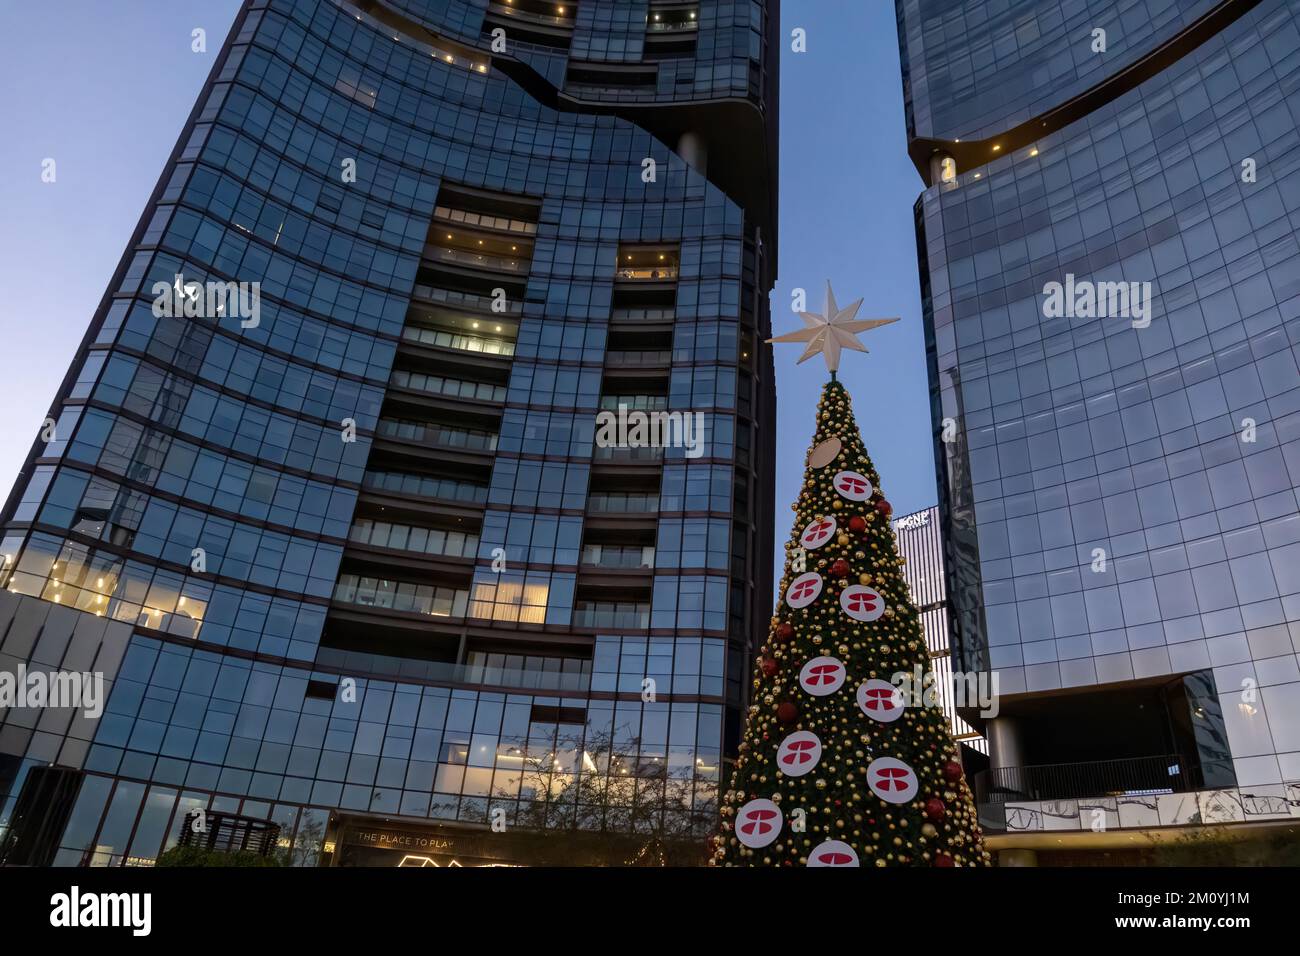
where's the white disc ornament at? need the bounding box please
[798,656,846,696]
[833,470,874,502]
[776,731,822,777]
[735,798,782,848]
[857,679,906,722]
[785,572,823,609]
[807,840,859,867]
[866,757,919,804]
[840,585,885,622]
[807,437,842,469]
[799,515,837,550]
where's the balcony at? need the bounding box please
[401,325,516,357]
[376,418,499,453]
[314,645,593,691]
[592,444,664,462]
[616,246,679,283]
[610,306,675,322]
[410,284,523,317]
[587,492,660,513]
[580,544,655,570]
[389,369,506,403]
[333,573,469,618]
[362,471,488,505]
[422,244,528,275]
[599,394,667,412]
[433,204,538,237]
[647,10,698,32]
[348,519,479,559]
[615,265,679,282]
[974,754,1218,806]
[487,2,574,28]
[573,601,650,629]
[605,349,671,367]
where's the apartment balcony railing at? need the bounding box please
[573,602,650,629]
[587,492,660,513]
[646,16,698,32]
[433,205,538,236]
[580,545,655,569]
[611,307,675,321]
[615,266,678,281]
[592,443,664,461]
[486,2,574,28]
[605,349,670,366]
[973,754,1201,805]
[410,284,523,316]
[390,369,506,403]
[363,470,488,505]
[376,418,499,453]
[314,647,593,691]
[401,325,516,357]
[348,519,479,559]
[333,574,469,618]
[424,245,527,274]
[599,395,668,411]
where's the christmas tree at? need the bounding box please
[713,284,989,867]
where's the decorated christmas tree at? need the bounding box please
[713,284,989,867]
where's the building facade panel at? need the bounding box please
[0,0,778,867]
[901,0,1300,850]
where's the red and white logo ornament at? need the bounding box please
[807,840,859,867]
[785,572,823,609]
[840,585,885,622]
[735,798,782,849]
[856,679,905,722]
[799,516,837,550]
[866,757,919,804]
[798,656,846,696]
[833,470,874,502]
[776,731,822,777]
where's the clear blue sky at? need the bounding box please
[0,2,934,591]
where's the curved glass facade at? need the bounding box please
[897,0,1220,141]
[0,0,778,867]
[908,0,1300,793]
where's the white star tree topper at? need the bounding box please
[768,282,899,374]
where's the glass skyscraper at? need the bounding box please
[899,0,1300,862]
[0,0,779,867]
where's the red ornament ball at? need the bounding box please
[831,559,850,577]
[848,515,867,533]
[933,853,954,868]
[776,701,799,724]
[760,657,779,677]
[924,798,946,821]
[776,622,795,642]
[942,760,964,783]
[875,499,893,517]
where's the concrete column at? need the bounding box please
[998,848,1039,867]
[986,716,1026,798]
[677,131,708,176]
